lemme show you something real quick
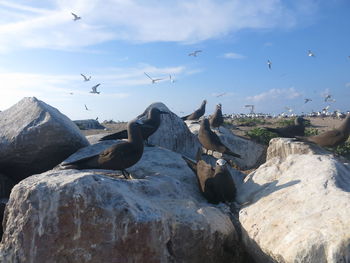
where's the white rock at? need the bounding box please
[0,147,240,263]
[238,138,350,263]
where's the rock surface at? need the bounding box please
[0,146,240,263]
[0,97,89,182]
[187,122,265,170]
[73,119,105,130]
[238,138,350,263]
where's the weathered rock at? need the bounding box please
[0,97,89,182]
[187,122,266,170]
[238,138,350,263]
[73,119,106,130]
[137,103,202,159]
[0,147,240,263]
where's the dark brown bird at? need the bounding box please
[181,100,207,121]
[198,118,241,158]
[264,117,307,138]
[184,157,236,204]
[99,108,169,145]
[209,103,223,129]
[296,114,350,147]
[62,120,149,178]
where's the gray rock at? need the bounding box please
[238,138,350,263]
[0,97,89,182]
[73,119,105,130]
[1,146,240,263]
[187,122,266,170]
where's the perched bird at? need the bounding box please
[267,60,272,69]
[99,107,169,145]
[198,118,241,158]
[144,72,164,84]
[308,50,315,57]
[304,98,312,103]
[184,158,236,204]
[81,74,91,81]
[90,84,101,94]
[209,104,223,130]
[62,120,150,178]
[264,117,307,138]
[71,13,81,21]
[181,100,207,121]
[296,114,350,148]
[188,50,202,57]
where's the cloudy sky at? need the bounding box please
[0,0,349,120]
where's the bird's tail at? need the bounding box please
[181,115,189,120]
[99,130,128,141]
[224,149,241,159]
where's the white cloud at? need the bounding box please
[222,52,245,59]
[0,0,317,51]
[246,87,302,102]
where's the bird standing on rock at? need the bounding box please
[209,103,224,131]
[296,114,350,148]
[198,118,241,158]
[181,100,207,121]
[264,117,307,138]
[62,119,150,179]
[99,107,169,146]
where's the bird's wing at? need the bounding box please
[144,72,153,80]
[71,13,77,18]
[153,78,163,82]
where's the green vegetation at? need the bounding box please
[304,128,319,136]
[246,128,278,145]
[333,140,350,160]
[235,118,268,127]
[276,118,311,127]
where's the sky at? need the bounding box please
[0,0,349,121]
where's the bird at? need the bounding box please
[62,119,150,178]
[181,100,207,121]
[84,104,89,111]
[169,74,176,83]
[81,74,91,81]
[71,13,81,21]
[183,157,236,204]
[264,117,307,138]
[295,114,350,148]
[99,107,169,146]
[209,104,223,130]
[285,107,293,113]
[69,92,74,95]
[144,72,164,84]
[304,98,312,103]
[267,60,272,69]
[308,50,315,57]
[90,84,101,94]
[188,50,202,57]
[198,118,241,158]
[214,93,227,98]
[324,94,332,102]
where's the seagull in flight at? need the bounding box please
[304,98,312,103]
[169,74,176,83]
[324,94,332,102]
[285,106,293,113]
[71,13,81,21]
[214,92,227,98]
[84,104,89,111]
[188,50,202,57]
[308,50,315,57]
[90,84,101,94]
[80,74,91,81]
[267,60,272,69]
[144,72,164,84]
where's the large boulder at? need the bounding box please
[238,138,350,262]
[0,97,89,182]
[187,122,265,170]
[0,146,241,263]
[73,119,106,130]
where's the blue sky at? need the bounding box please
[0,0,349,121]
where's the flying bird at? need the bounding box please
[84,104,89,111]
[267,60,272,69]
[189,50,202,57]
[308,50,315,57]
[214,93,227,98]
[285,106,293,113]
[71,13,81,21]
[90,84,101,94]
[169,74,176,83]
[304,98,312,103]
[144,72,164,84]
[324,94,332,102]
[81,74,91,81]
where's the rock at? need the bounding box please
[187,122,266,170]
[1,147,241,263]
[137,103,202,159]
[238,138,350,263]
[0,97,89,182]
[85,133,112,145]
[73,119,105,130]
